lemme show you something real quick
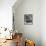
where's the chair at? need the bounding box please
[25,40,35,46]
[14,33,23,46]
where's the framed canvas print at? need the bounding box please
[24,14,33,25]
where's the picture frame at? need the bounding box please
[24,14,33,25]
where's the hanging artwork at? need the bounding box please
[24,14,33,25]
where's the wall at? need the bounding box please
[41,0,46,46]
[13,0,41,46]
[0,0,16,30]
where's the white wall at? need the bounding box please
[41,0,46,46]
[13,0,41,46]
[0,0,16,30]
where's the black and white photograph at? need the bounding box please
[24,14,33,25]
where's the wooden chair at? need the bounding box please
[14,33,23,46]
[25,40,35,46]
